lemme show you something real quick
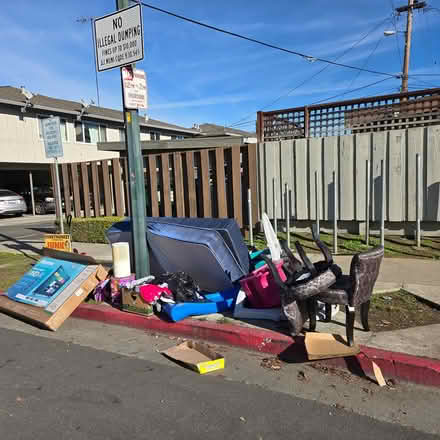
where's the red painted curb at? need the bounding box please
[72,304,440,387]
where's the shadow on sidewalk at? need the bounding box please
[0,233,42,261]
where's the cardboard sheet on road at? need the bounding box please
[0,249,107,331]
[305,332,360,360]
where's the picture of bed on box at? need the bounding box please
[7,257,86,308]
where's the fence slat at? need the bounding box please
[308,137,322,220]
[215,148,227,218]
[323,136,338,220]
[185,151,197,217]
[91,161,101,217]
[61,164,71,217]
[248,144,258,226]
[199,150,211,217]
[231,146,242,227]
[80,162,91,217]
[426,125,440,221]
[173,153,185,217]
[101,160,113,216]
[112,158,124,217]
[280,140,294,219]
[339,135,355,220]
[161,153,172,216]
[148,155,159,217]
[407,128,424,221]
[295,139,308,220]
[354,133,370,221]
[371,131,387,221]
[71,163,82,217]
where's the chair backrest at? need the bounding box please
[311,225,333,265]
[349,246,384,306]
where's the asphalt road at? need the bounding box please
[0,328,436,440]
[0,216,55,251]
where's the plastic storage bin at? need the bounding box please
[239,260,286,308]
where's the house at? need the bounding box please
[194,123,257,143]
[0,86,197,199]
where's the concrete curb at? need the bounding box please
[72,304,440,388]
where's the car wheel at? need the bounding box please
[35,203,46,215]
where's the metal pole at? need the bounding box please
[380,159,385,246]
[54,158,64,234]
[273,178,278,236]
[315,171,320,237]
[29,171,35,216]
[333,170,338,254]
[365,160,370,245]
[248,188,254,247]
[90,18,101,106]
[117,0,149,277]
[416,153,421,248]
[285,183,290,248]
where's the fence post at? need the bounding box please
[333,170,338,254]
[315,171,320,237]
[257,111,263,143]
[285,183,290,247]
[248,188,254,247]
[416,153,421,248]
[304,106,310,138]
[380,159,385,247]
[365,159,370,246]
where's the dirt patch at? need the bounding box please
[368,290,440,332]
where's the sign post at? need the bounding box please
[94,2,149,278]
[42,116,64,234]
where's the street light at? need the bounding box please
[76,16,100,107]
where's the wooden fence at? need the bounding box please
[53,144,258,228]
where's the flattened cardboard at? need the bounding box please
[0,249,107,331]
[305,332,360,360]
[162,341,225,374]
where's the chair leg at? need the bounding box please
[360,300,370,331]
[324,303,332,322]
[307,299,317,331]
[345,306,355,346]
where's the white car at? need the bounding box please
[0,189,27,216]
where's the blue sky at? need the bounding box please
[2,0,440,131]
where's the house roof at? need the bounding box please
[197,123,256,137]
[0,86,198,134]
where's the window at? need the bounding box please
[38,115,68,142]
[75,121,107,143]
[150,131,160,141]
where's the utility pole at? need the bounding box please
[394,0,427,92]
[116,0,150,278]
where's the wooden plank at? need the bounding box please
[185,151,197,217]
[308,137,322,220]
[91,161,101,217]
[280,140,294,220]
[371,131,387,221]
[80,163,91,217]
[200,149,211,217]
[101,160,113,216]
[258,142,266,219]
[231,146,242,227]
[388,130,405,222]
[70,163,82,217]
[173,153,185,217]
[215,148,228,218]
[248,143,258,227]
[148,155,159,217]
[323,136,338,220]
[354,133,370,221]
[294,138,308,220]
[339,134,355,220]
[161,153,172,217]
[61,163,71,217]
[123,158,131,216]
[426,125,440,221]
[263,141,278,219]
[406,127,424,221]
[111,158,124,217]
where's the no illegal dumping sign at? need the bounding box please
[94,4,144,72]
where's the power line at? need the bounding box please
[310,77,394,105]
[140,1,399,78]
[229,16,392,127]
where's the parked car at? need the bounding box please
[21,186,56,215]
[0,189,27,216]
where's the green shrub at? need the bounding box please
[57,216,124,243]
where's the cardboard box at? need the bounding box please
[305,332,360,360]
[121,288,154,316]
[162,341,225,374]
[0,248,107,331]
